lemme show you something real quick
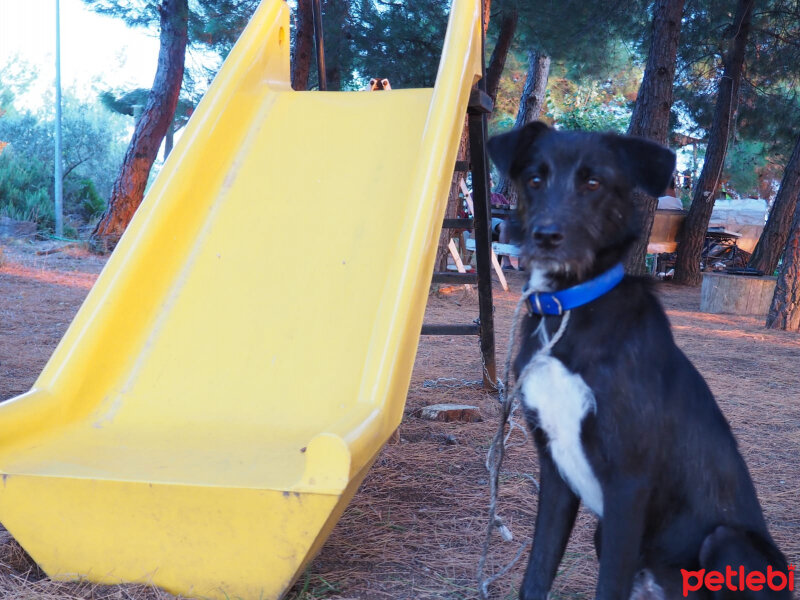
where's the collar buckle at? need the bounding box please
[533,293,544,315]
[551,295,564,316]
[531,293,564,316]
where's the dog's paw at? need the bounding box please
[700,524,738,566]
[518,586,550,600]
[518,592,548,600]
[628,569,666,600]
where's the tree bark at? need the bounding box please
[92,0,188,252]
[291,0,314,91]
[485,9,517,104]
[673,0,754,285]
[482,0,491,35]
[496,50,550,206]
[624,0,685,275]
[322,0,349,91]
[766,200,800,331]
[749,132,800,275]
[435,120,469,272]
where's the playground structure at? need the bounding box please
[0,0,489,598]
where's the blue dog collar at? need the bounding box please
[526,263,626,315]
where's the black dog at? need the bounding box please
[487,122,790,600]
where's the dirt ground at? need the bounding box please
[0,238,798,600]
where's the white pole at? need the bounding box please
[54,0,64,237]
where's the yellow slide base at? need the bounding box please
[0,467,373,599]
[0,0,482,597]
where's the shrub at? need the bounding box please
[0,151,55,229]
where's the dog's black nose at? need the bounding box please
[532,224,564,248]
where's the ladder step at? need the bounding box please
[467,88,493,115]
[421,323,480,336]
[432,271,478,284]
[442,218,473,229]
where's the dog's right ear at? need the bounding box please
[487,121,550,178]
[605,134,676,197]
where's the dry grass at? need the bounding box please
[289,280,800,600]
[0,242,798,599]
[0,529,176,600]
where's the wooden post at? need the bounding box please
[467,5,497,389]
[468,105,496,387]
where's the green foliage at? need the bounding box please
[512,0,649,67]
[490,47,639,137]
[100,87,195,138]
[490,47,528,131]
[679,189,693,209]
[0,57,37,117]
[287,0,450,91]
[673,0,800,197]
[0,90,127,233]
[724,140,767,197]
[99,89,148,117]
[82,0,260,58]
[545,73,634,133]
[549,92,631,133]
[189,0,260,59]
[81,0,160,28]
[77,178,107,219]
[347,0,450,89]
[0,152,55,228]
[79,0,800,206]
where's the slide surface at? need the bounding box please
[0,0,482,598]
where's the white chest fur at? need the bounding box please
[520,353,604,516]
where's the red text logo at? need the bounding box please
[681,565,795,597]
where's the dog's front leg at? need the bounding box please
[520,434,580,600]
[595,478,648,600]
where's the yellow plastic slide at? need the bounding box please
[0,0,482,598]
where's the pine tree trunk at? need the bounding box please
[766,201,800,331]
[624,0,684,275]
[749,133,800,275]
[482,0,491,35]
[92,0,188,252]
[322,0,349,91]
[435,120,469,272]
[497,50,550,206]
[291,0,314,91]
[673,0,754,285]
[485,9,518,104]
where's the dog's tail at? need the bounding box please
[700,525,792,599]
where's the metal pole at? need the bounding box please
[54,0,64,236]
[311,0,326,90]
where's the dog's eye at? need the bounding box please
[586,178,601,191]
[528,175,543,189]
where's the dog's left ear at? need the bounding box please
[606,134,676,197]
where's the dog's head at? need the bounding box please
[488,122,675,289]
[368,78,392,91]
